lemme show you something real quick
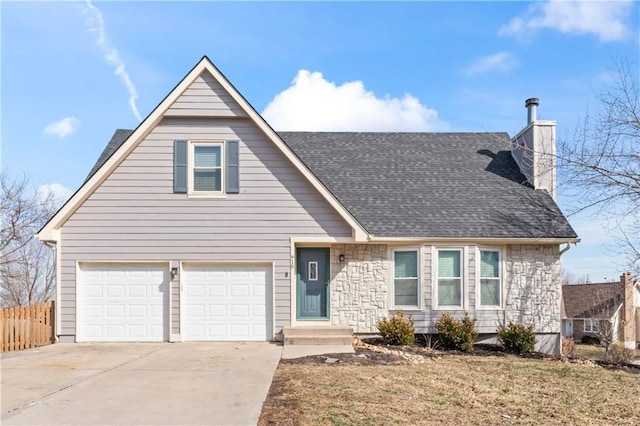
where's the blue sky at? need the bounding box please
[2,1,638,281]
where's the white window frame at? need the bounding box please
[477,248,503,310]
[433,247,465,310]
[392,248,421,310]
[188,140,225,196]
[584,319,599,333]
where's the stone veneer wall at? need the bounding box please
[505,244,561,333]
[330,244,389,332]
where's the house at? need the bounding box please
[37,56,579,354]
[562,273,640,349]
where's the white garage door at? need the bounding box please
[80,263,168,342]
[183,264,268,341]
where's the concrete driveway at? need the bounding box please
[1,342,282,425]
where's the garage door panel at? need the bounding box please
[210,285,226,297]
[106,305,125,318]
[188,284,205,297]
[129,285,146,298]
[81,264,168,342]
[231,285,249,297]
[230,305,249,317]
[129,305,147,317]
[210,305,226,317]
[184,265,269,341]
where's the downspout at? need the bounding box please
[557,240,579,352]
[559,240,579,256]
[43,240,60,343]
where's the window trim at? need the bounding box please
[476,248,503,310]
[584,319,599,333]
[391,248,421,310]
[188,140,225,197]
[433,247,465,310]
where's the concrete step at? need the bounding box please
[283,335,354,346]
[283,326,353,337]
[283,326,354,346]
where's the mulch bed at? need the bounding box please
[280,338,543,366]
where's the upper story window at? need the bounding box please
[173,139,239,196]
[190,142,224,195]
[436,249,463,309]
[479,249,502,308]
[393,250,419,308]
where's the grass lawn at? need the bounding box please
[573,343,640,360]
[259,351,640,425]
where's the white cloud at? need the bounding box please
[82,0,142,122]
[464,51,518,76]
[499,0,634,42]
[262,70,447,131]
[37,183,73,207]
[43,116,80,138]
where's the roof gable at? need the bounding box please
[37,57,367,242]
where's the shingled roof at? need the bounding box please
[88,129,577,239]
[280,132,576,239]
[85,129,134,182]
[562,282,624,319]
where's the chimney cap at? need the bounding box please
[525,98,540,107]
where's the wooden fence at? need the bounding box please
[1,301,55,352]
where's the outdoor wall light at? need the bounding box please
[171,267,179,279]
[339,254,345,262]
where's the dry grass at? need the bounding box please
[573,343,640,360]
[259,353,640,425]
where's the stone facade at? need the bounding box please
[504,244,561,333]
[326,242,564,353]
[330,244,389,332]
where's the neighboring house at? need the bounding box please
[37,56,578,354]
[562,273,640,349]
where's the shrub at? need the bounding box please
[581,335,600,345]
[604,342,634,366]
[434,313,478,352]
[562,337,576,357]
[377,310,415,346]
[497,322,536,354]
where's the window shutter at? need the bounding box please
[173,140,188,193]
[226,140,240,193]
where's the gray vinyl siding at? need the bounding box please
[59,115,352,339]
[165,74,247,117]
[410,244,502,334]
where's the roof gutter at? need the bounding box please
[367,236,581,245]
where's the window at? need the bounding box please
[190,142,223,194]
[479,250,501,307]
[393,250,419,307]
[436,249,463,308]
[308,261,318,281]
[584,319,599,333]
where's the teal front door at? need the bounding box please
[297,248,330,319]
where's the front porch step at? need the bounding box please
[283,326,353,346]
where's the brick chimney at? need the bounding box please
[621,272,637,349]
[511,98,557,199]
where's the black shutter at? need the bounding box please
[173,140,188,193]
[226,140,240,193]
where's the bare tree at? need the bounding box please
[1,173,58,307]
[558,58,640,273]
[562,271,591,285]
[581,284,624,354]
